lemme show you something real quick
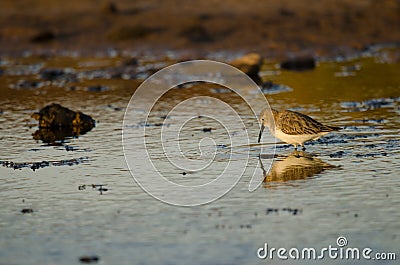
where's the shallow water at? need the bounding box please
[0,51,399,264]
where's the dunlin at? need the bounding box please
[258,108,341,150]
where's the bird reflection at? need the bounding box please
[260,150,337,187]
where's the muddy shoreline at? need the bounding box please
[1,0,399,58]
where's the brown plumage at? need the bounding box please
[276,110,341,135]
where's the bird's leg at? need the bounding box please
[301,144,306,151]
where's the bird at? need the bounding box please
[258,108,341,150]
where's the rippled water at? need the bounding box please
[0,51,399,265]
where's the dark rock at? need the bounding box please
[32,103,95,130]
[32,104,95,144]
[101,2,118,14]
[32,127,79,144]
[230,53,263,84]
[21,208,34,214]
[122,57,138,67]
[266,208,278,214]
[280,56,316,71]
[40,69,64,80]
[279,8,296,17]
[180,24,213,43]
[39,68,76,82]
[79,256,99,263]
[86,85,109,92]
[330,151,345,158]
[30,30,55,43]
[107,25,155,40]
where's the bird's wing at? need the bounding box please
[278,110,331,135]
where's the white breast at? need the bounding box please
[272,129,328,145]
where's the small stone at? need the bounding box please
[101,2,118,14]
[86,85,108,92]
[280,56,316,71]
[79,255,99,263]
[21,208,33,214]
[30,30,55,43]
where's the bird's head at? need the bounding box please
[258,108,277,143]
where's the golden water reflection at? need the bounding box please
[260,151,337,188]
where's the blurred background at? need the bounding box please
[1,0,399,57]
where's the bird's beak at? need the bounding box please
[258,124,265,143]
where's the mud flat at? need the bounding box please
[0,0,399,58]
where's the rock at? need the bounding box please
[122,57,138,67]
[21,208,34,214]
[39,68,77,82]
[180,24,213,43]
[107,25,153,40]
[230,53,263,84]
[79,255,99,263]
[39,69,64,80]
[280,56,316,71]
[86,85,109,92]
[32,103,95,132]
[32,127,78,144]
[30,30,55,43]
[101,2,118,14]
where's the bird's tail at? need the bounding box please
[326,125,341,131]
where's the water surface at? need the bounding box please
[0,51,399,264]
